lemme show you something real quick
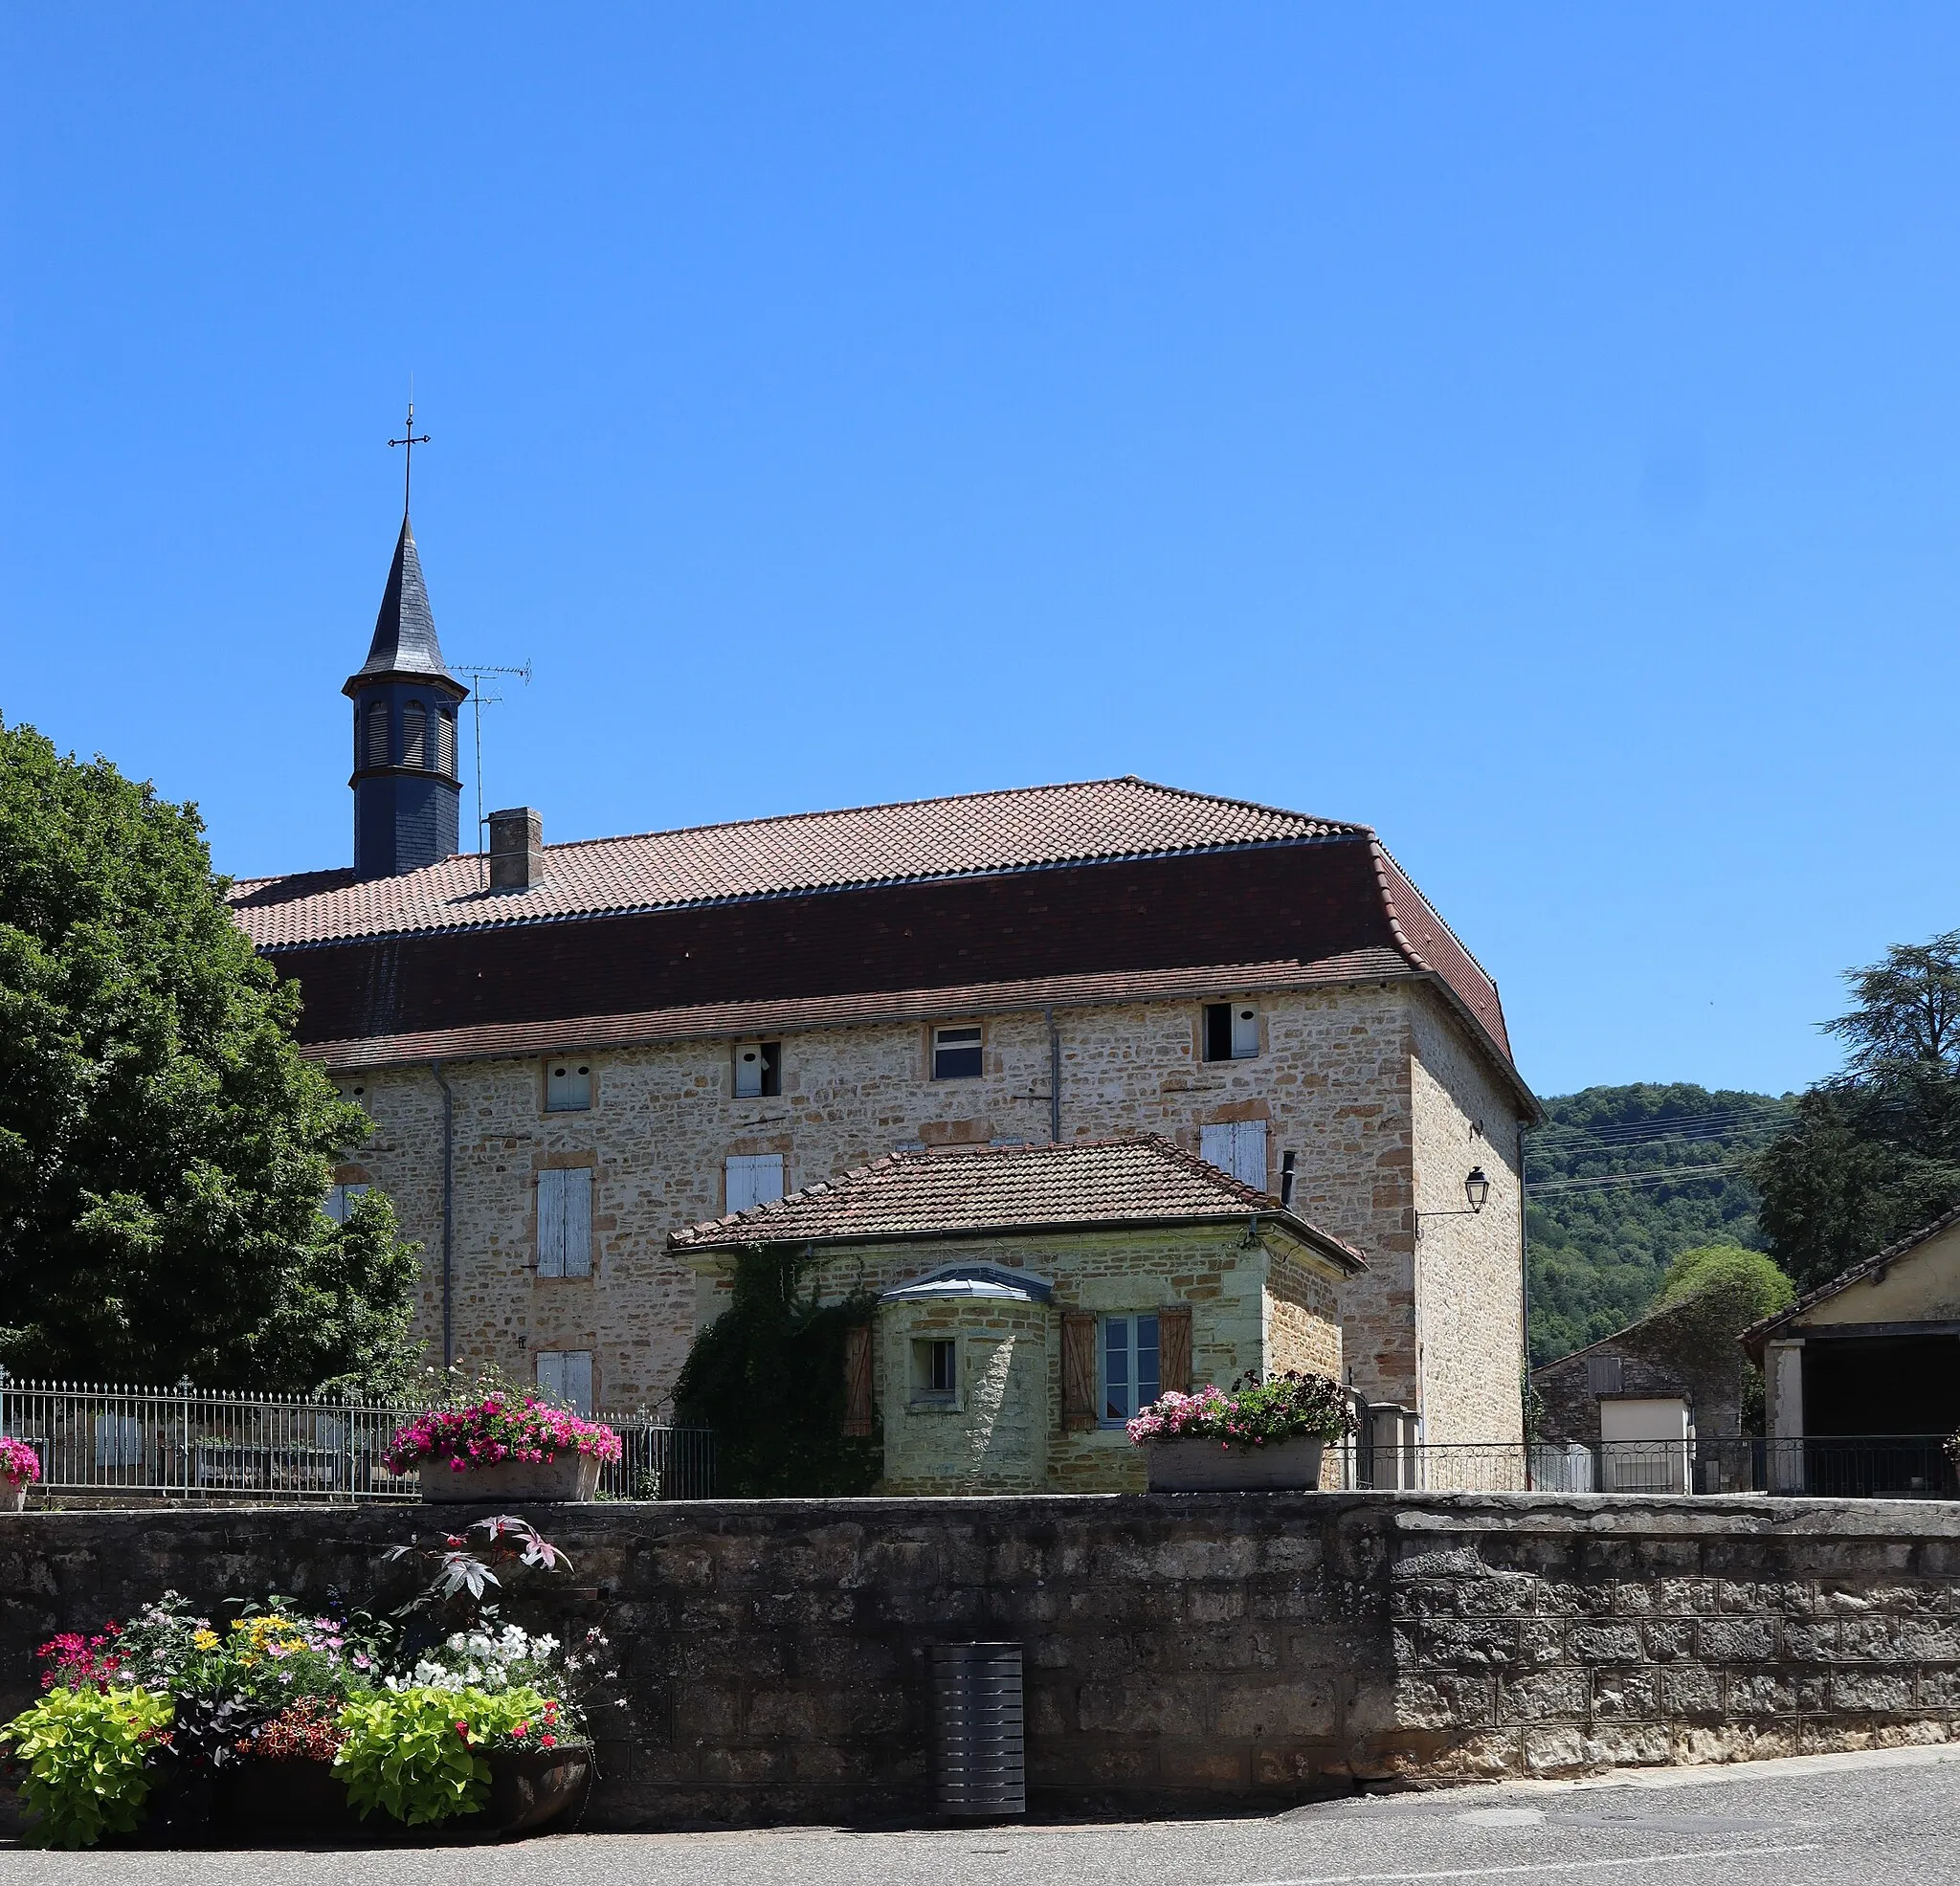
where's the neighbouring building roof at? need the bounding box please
[343,516,462,693]
[1740,1202,1960,1360]
[233,777,1361,947]
[668,1134,1369,1271]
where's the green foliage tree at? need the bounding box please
[0,721,419,1389]
[1748,932,1960,1293]
[1653,1242,1795,1320]
[673,1249,880,1496]
[1526,1082,1784,1363]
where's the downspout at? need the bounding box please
[431,1062,456,1370]
[1046,1006,1061,1143]
[1519,1115,1532,1486]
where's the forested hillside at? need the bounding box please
[1526,1083,1792,1364]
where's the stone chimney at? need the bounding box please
[486,807,544,893]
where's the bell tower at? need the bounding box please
[345,405,467,877]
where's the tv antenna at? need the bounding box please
[452,661,533,867]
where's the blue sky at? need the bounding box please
[5,6,1958,1099]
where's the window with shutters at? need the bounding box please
[536,1167,593,1277]
[1102,1315,1161,1423]
[546,1060,592,1111]
[535,1349,594,1415]
[843,1323,876,1436]
[364,703,390,768]
[931,1024,983,1079]
[733,1041,781,1098]
[1586,1354,1626,1398]
[910,1338,957,1405]
[1203,1002,1260,1061]
[322,1182,370,1224]
[402,703,429,769]
[725,1153,785,1213]
[434,707,457,778]
[1200,1120,1269,1191]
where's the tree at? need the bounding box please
[1653,1243,1794,1322]
[1748,931,1960,1294]
[0,721,419,1388]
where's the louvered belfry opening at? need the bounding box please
[402,703,428,769]
[434,707,457,779]
[364,702,390,768]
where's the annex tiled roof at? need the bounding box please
[1740,1202,1960,1359]
[668,1134,1367,1272]
[231,776,1362,950]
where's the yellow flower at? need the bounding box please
[192,1630,219,1651]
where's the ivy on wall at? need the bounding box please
[674,1248,882,1497]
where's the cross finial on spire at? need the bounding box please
[389,396,431,517]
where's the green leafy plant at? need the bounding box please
[333,1684,560,1825]
[0,1684,172,1849]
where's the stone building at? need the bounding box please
[669,1135,1364,1493]
[230,515,1538,1441]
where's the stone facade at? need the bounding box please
[333,981,1524,1440]
[693,1221,1347,1495]
[7,1494,1960,1831]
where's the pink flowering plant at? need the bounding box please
[1,1436,40,1487]
[383,1384,622,1477]
[1126,1369,1353,1451]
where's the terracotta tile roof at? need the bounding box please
[668,1134,1367,1272]
[1740,1202,1960,1360]
[231,776,1361,950]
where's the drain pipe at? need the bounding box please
[1045,1007,1062,1143]
[431,1061,456,1369]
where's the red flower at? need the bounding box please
[540,1733,557,1748]
[456,1720,470,1741]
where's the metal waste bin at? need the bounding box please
[930,1641,1025,1817]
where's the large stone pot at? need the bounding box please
[418,1452,600,1503]
[2,1479,26,1513]
[476,1743,592,1835]
[214,1756,360,1836]
[1144,1435,1325,1492]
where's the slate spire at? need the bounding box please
[343,516,459,692]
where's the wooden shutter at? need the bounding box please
[843,1322,876,1437]
[537,1170,566,1276]
[1159,1305,1193,1395]
[564,1351,594,1415]
[563,1169,592,1276]
[1200,1124,1235,1172]
[1062,1312,1098,1431]
[535,1351,565,1400]
[1234,1121,1269,1191]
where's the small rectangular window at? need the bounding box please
[733,1041,781,1098]
[1102,1315,1161,1423]
[322,1182,370,1225]
[725,1153,785,1213]
[537,1167,593,1277]
[1204,1002,1259,1061]
[536,1349,594,1415]
[1586,1354,1626,1398]
[932,1024,983,1080]
[911,1338,957,1404]
[546,1060,592,1111]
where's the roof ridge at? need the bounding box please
[514,775,1362,861]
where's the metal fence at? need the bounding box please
[1325,1433,1959,1498]
[0,1373,714,1503]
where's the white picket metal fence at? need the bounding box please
[0,1371,714,1502]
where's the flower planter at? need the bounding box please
[1145,1435,1325,1492]
[3,1480,25,1513]
[418,1452,599,1504]
[477,1743,591,1835]
[214,1756,361,1835]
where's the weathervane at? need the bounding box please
[389,396,431,516]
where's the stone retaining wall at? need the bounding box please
[4,1492,1958,1829]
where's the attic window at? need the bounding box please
[1586,1354,1625,1398]
[402,703,429,769]
[932,1025,983,1080]
[734,1041,782,1098]
[1203,1003,1259,1061]
[546,1061,592,1112]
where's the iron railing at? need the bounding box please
[0,1372,714,1503]
[1325,1433,1959,1498]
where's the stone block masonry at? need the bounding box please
[8,1493,1954,1831]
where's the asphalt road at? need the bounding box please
[3,1743,1955,1886]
